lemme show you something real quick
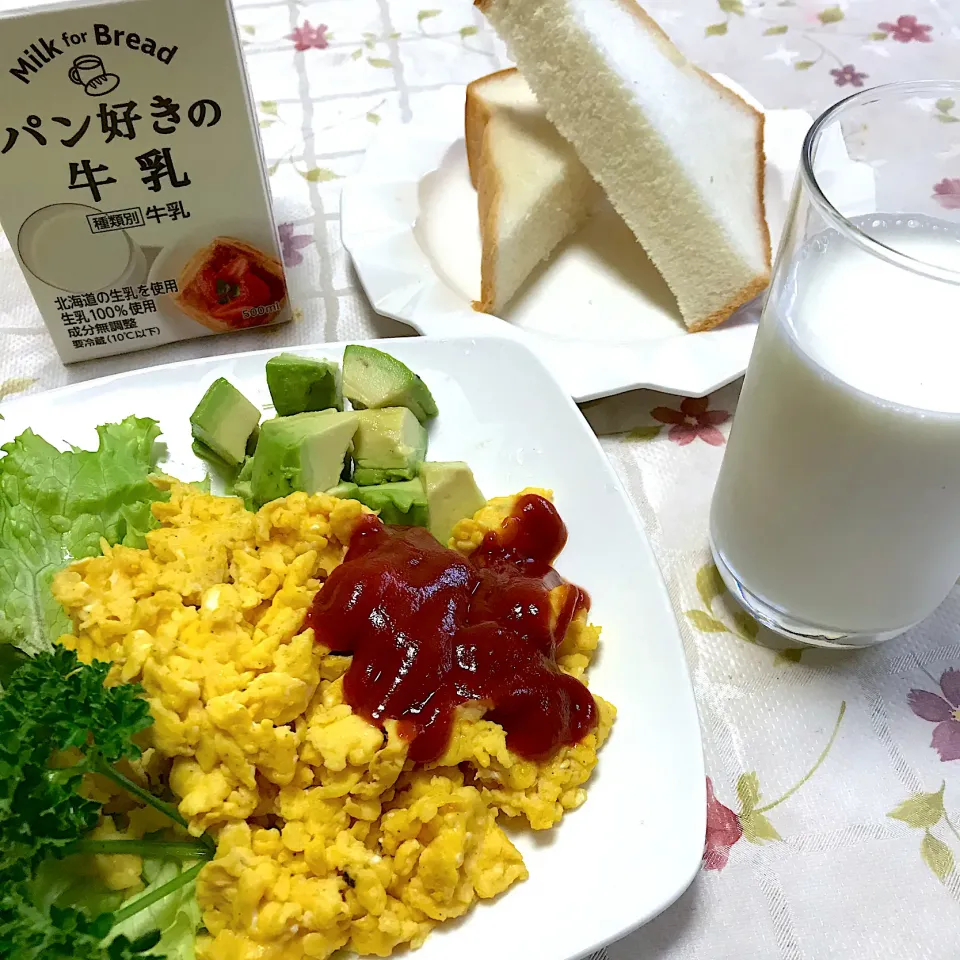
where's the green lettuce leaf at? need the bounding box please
[25,856,202,960]
[0,417,166,656]
[30,856,124,920]
[107,861,201,960]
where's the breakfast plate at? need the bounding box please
[341,82,812,402]
[0,336,704,959]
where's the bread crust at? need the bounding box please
[687,272,768,333]
[467,68,531,314]
[687,101,770,332]
[465,67,519,189]
[476,0,772,331]
[472,117,504,314]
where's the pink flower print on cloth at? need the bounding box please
[703,777,743,871]
[279,223,313,267]
[933,179,960,211]
[831,64,868,88]
[651,396,730,447]
[288,21,330,52]
[878,15,933,43]
[909,669,960,762]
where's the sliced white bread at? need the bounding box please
[465,67,597,315]
[476,0,771,332]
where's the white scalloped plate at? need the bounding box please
[341,80,812,401]
[0,336,705,960]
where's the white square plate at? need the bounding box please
[341,82,812,402]
[0,336,705,959]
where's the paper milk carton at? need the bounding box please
[0,0,290,363]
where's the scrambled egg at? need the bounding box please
[53,482,616,959]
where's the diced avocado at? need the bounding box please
[246,424,260,457]
[189,378,260,466]
[300,419,358,497]
[192,438,236,474]
[251,411,359,507]
[352,467,395,486]
[266,353,343,416]
[352,408,427,485]
[342,345,438,423]
[355,479,429,527]
[419,462,486,544]
[232,456,255,510]
[326,481,360,500]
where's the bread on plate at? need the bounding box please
[466,67,596,315]
[475,0,771,332]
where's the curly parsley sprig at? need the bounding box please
[0,647,212,960]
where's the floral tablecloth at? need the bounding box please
[2,1,960,957]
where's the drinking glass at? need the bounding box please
[710,81,960,648]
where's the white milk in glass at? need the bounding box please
[711,216,960,635]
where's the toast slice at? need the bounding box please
[476,0,771,331]
[466,67,596,315]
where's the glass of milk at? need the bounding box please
[710,81,960,647]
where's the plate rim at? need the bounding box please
[0,334,706,955]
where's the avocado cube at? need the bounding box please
[352,467,393,486]
[266,353,343,416]
[419,462,486,545]
[189,378,260,467]
[326,481,360,501]
[352,408,427,485]
[355,478,429,527]
[251,411,359,507]
[342,345,438,423]
[246,424,260,456]
[192,438,236,474]
[231,456,255,510]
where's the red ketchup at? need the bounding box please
[305,494,598,763]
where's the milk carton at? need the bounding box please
[0,0,290,363]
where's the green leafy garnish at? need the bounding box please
[0,647,154,879]
[0,417,166,657]
[107,861,203,960]
[0,648,211,959]
[1,882,163,960]
[24,854,202,960]
[0,419,205,956]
